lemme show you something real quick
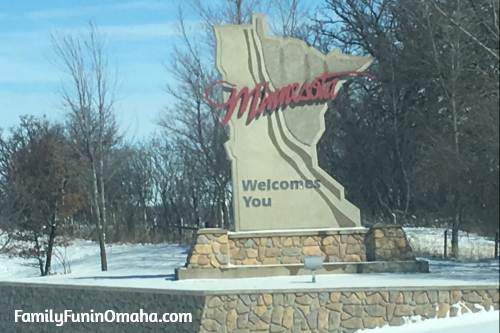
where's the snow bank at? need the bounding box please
[357,307,499,333]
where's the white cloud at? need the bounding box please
[26,1,173,19]
[0,90,169,141]
[0,18,199,84]
[0,57,58,84]
[0,91,59,127]
[103,22,184,39]
[0,20,199,48]
[113,1,174,10]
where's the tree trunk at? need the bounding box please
[450,95,460,259]
[221,186,230,230]
[34,234,45,276]
[451,208,460,258]
[390,58,411,224]
[90,156,107,271]
[44,221,57,276]
[179,218,183,239]
[236,0,242,24]
[38,258,45,276]
[112,209,118,241]
[98,152,108,271]
[215,176,230,229]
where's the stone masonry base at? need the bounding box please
[1,282,497,333]
[199,286,499,333]
[180,224,420,279]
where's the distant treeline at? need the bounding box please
[0,0,498,275]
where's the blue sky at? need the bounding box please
[0,0,201,140]
[0,0,322,140]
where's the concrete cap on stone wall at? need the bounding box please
[372,223,403,229]
[196,228,228,235]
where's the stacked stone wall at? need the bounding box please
[1,282,497,333]
[229,234,367,266]
[200,288,499,333]
[186,230,370,268]
[0,283,204,333]
[365,224,415,261]
[186,230,228,268]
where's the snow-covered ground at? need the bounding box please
[1,227,498,284]
[358,308,499,333]
[1,243,498,291]
[405,227,498,259]
[0,239,188,281]
[0,237,498,289]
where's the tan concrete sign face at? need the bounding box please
[208,14,373,231]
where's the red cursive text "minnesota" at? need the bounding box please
[205,71,374,125]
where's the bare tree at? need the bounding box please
[312,0,417,224]
[414,0,499,257]
[0,116,84,275]
[312,0,499,256]
[428,0,499,60]
[267,0,310,38]
[158,2,257,229]
[0,231,11,253]
[52,23,121,271]
[160,0,316,230]
[0,144,14,253]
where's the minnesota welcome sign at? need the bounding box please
[205,14,374,231]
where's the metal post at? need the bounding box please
[495,231,499,259]
[444,229,448,258]
[304,256,322,283]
